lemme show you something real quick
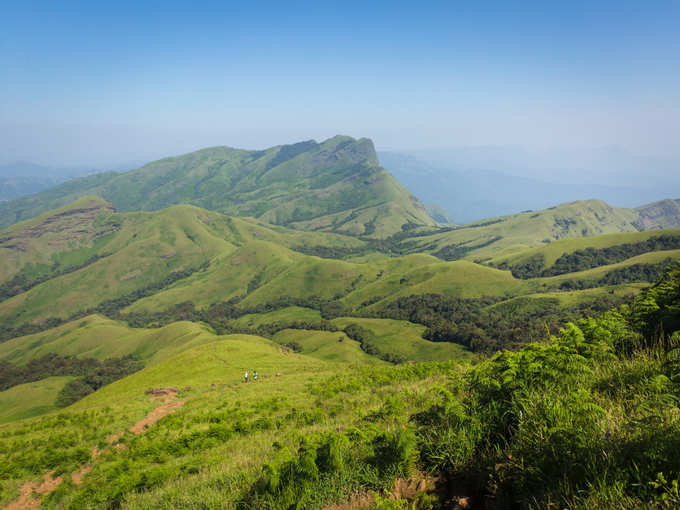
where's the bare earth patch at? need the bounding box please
[71,465,92,486]
[4,472,62,510]
[129,398,183,434]
[3,389,184,510]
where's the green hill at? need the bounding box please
[391,199,661,261]
[0,376,74,424]
[0,196,116,283]
[0,136,434,237]
[0,315,224,366]
[0,201,367,327]
[487,229,680,278]
[1,188,680,508]
[634,198,680,230]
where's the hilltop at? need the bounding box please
[386,198,680,262]
[634,198,680,230]
[0,136,434,237]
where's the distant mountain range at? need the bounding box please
[379,151,678,224]
[0,161,142,202]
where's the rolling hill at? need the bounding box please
[1,197,678,348]
[0,136,434,237]
[387,199,677,262]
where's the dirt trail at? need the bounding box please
[3,388,184,510]
[128,399,184,434]
[71,465,92,486]
[4,472,62,510]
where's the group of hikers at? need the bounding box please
[244,370,258,383]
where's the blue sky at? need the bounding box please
[1,0,679,167]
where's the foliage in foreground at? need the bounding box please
[413,263,680,508]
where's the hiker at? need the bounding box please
[253,371,258,381]
[244,371,248,383]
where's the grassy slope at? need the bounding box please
[0,336,458,509]
[538,249,680,287]
[0,315,224,366]
[271,329,382,364]
[0,136,434,237]
[124,250,439,313]
[342,260,524,311]
[331,317,469,362]
[635,198,680,229]
[232,306,468,362]
[4,197,678,331]
[1,283,677,509]
[398,199,642,261]
[0,376,74,424]
[0,196,116,283]
[231,306,323,327]
[124,245,519,315]
[489,228,680,268]
[0,205,237,325]
[0,206,368,326]
[484,284,648,314]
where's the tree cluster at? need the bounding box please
[0,352,141,403]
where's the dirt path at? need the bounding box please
[128,399,184,434]
[3,388,184,510]
[4,472,62,510]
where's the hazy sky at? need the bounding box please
[1,0,679,169]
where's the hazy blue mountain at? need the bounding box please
[379,151,673,224]
[404,146,680,188]
[0,176,60,201]
[0,161,138,202]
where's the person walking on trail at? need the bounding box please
[244,371,248,383]
[253,371,258,381]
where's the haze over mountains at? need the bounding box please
[5,140,677,231]
[0,161,142,202]
[380,150,680,223]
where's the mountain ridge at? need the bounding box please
[0,136,434,238]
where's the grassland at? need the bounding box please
[0,376,74,424]
[393,199,644,261]
[0,336,458,508]
[0,205,368,326]
[0,315,224,366]
[488,228,680,269]
[330,317,468,362]
[0,192,680,509]
[231,306,323,328]
[271,329,381,364]
[231,306,469,362]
